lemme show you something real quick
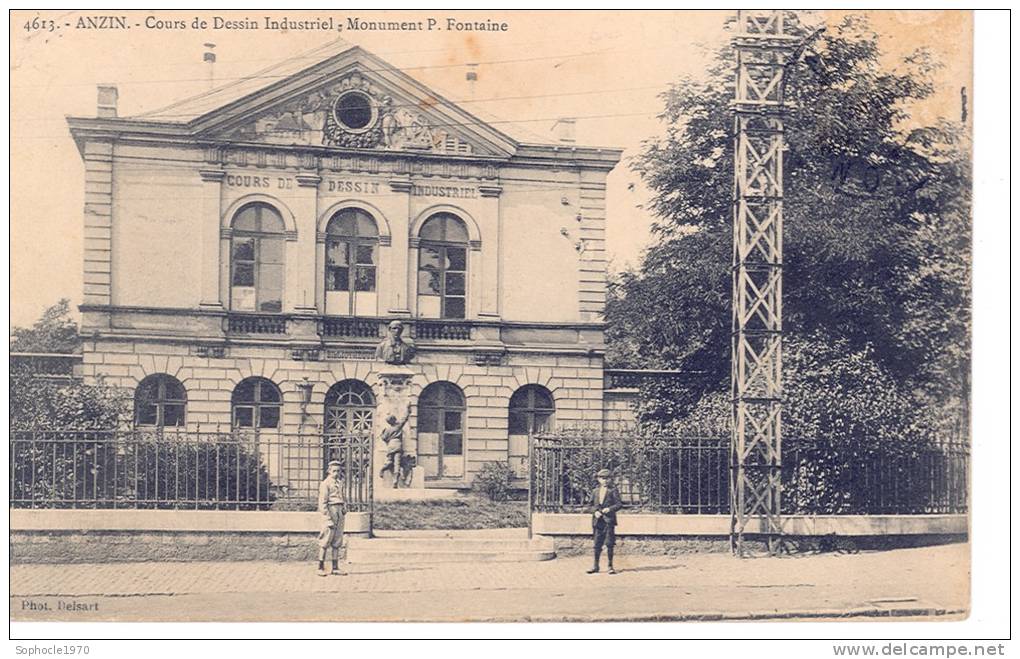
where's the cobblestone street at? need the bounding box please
[10,542,969,622]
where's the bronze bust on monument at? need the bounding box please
[375,320,416,365]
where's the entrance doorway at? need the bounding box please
[323,379,375,468]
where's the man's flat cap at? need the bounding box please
[596,468,611,477]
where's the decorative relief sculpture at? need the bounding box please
[223,72,473,154]
[380,96,435,150]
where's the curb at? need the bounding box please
[446,607,969,623]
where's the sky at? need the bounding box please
[9,10,971,327]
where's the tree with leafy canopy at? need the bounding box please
[607,14,970,434]
[10,299,126,429]
[10,299,80,353]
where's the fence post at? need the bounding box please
[527,432,534,540]
[367,433,375,538]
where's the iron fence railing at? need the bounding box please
[531,435,729,514]
[530,433,968,516]
[782,437,970,515]
[10,429,372,512]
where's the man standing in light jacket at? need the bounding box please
[316,460,347,577]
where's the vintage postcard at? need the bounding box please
[9,9,979,634]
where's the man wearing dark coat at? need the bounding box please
[586,468,623,574]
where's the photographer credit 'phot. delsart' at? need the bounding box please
[9,9,972,625]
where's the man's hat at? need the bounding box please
[327,460,342,468]
[388,320,404,329]
[596,468,611,478]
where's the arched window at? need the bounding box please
[417,213,468,319]
[509,385,555,435]
[324,380,375,435]
[417,382,466,480]
[134,374,187,428]
[230,202,285,313]
[231,377,282,430]
[325,209,378,315]
[508,385,555,477]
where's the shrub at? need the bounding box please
[472,461,515,502]
[130,435,275,510]
[374,498,527,530]
[10,431,119,506]
[782,434,958,515]
[11,370,129,431]
[633,332,966,443]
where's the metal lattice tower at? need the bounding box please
[729,10,800,556]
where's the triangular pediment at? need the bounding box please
[192,47,517,158]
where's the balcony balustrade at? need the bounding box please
[320,317,382,339]
[412,320,472,341]
[604,369,694,390]
[226,314,288,335]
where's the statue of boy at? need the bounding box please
[375,320,416,365]
[378,401,412,488]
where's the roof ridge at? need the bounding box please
[128,38,355,121]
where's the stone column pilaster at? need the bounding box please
[478,183,502,319]
[388,177,413,316]
[198,168,226,309]
[293,173,321,313]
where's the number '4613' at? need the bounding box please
[24,17,56,32]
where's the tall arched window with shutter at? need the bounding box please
[417,213,468,319]
[417,381,466,480]
[230,203,285,313]
[325,209,379,316]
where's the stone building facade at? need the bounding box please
[68,46,622,487]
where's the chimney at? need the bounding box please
[465,63,478,99]
[204,43,217,91]
[552,117,576,144]
[97,85,118,118]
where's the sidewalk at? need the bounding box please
[10,542,969,622]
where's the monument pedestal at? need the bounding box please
[373,463,427,500]
[373,364,425,498]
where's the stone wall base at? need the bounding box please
[546,533,969,557]
[10,530,331,564]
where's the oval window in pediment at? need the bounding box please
[333,90,376,133]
